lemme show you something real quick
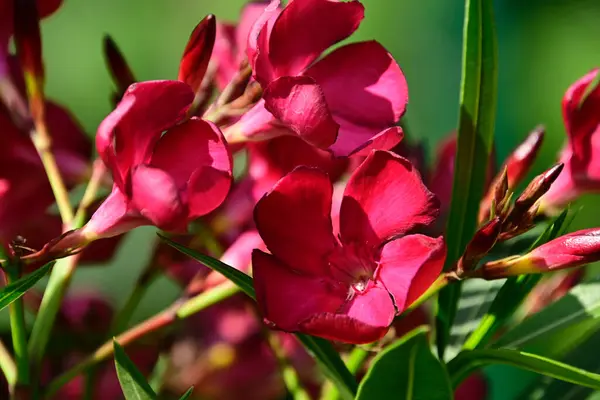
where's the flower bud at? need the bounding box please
[103,35,136,103]
[474,228,600,279]
[458,217,502,275]
[479,166,509,223]
[13,0,45,122]
[178,14,217,94]
[505,127,545,189]
[511,163,564,221]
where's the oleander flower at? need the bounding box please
[226,0,407,157]
[252,150,445,343]
[541,68,600,211]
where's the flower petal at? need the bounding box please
[83,186,145,239]
[266,0,364,79]
[252,250,346,332]
[348,126,404,157]
[378,234,446,310]
[150,118,231,188]
[187,165,233,218]
[254,167,338,275]
[307,41,407,127]
[340,150,440,246]
[247,0,281,76]
[263,75,338,149]
[130,165,188,231]
[96,80,193,187]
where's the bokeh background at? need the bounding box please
[4,0,600,398]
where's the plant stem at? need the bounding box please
[28,254,80,370]
[0,340,17,388]
[404,273,452,314]
[73,159,107,226]
[30,125,74,226]
[5,266,30,389]
[44,282,239,397]
[265,330,311,400]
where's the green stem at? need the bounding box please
[28,254,80,370]
[44,282,239,398]
[265,330,311,400]
[6,266,30,388]
[322,346,372,400]
[0,340,17,388]
[404,273,452,315]
[110,269,159,335]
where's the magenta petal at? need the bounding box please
[342,281,395,328]
[340,150,440,246]
[307,41,407,127]
[96,80,193,187]
[348,126,404,157]
[299,311,391,344]
[378,234,446,310]
[130,165,187,231]
[247,0,281,81]
[150,118,232,188]
[83,187,145,239]
[264,75,338,149]
[187,166,232,218]
[267,0,364,78]
[254,167,338,275]
[252,250,346,332]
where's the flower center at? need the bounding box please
[326,243,379,292]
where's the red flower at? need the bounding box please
[79,80,232,241]
[541,68,600,211]
[252,150,445,344]
[0,58,90,243]
[0,0,61,76]
[226,0,407,157]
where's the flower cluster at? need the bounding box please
[2,0,600,398]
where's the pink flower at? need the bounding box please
[79,80,232,241]
[454,373,488,400]
[252,150,445,344]
[212,1,274,90]
[0,0,62,76]
[541,68,600,211]
[227,0,407,157]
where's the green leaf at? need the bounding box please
[448,348,600,392]
[159,234,255,299]
[0,262,53,312]
[113,340,156,400]
[436,0,498,358]
[160,235,357,400]
[178,387,194,400]
[494,279,600,359]
[462,208,574,350]
[356,327,453,400]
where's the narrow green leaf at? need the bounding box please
[494,279,600,359]
[436,0,498,358]
[113,340,156,400]
[160,235,357,400]
[0,262,52,312]
[178,387,194,400]
[448,348,600,391]
[159,234,255,299]
[462,208,574,350]
[356,327,453,400]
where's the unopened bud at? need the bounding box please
[103,35,136,103]
[458,217,502,275]
[178,14,217,94]
[14,0,45,122]
[479,167,509,223]
[474,228,600,279]
[513,163,564,218]
[506,127,545,189]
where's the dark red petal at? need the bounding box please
[254,167,338,275]
[150,118,231,188]
[267,0,364,78]
[307,41,407,127]
[348,126,404,157]
[299,312,390,345]
[378,234,446,311]
[340,150,440,246]
[178,15,216,93]
[263,75,338,149]
[96,80,193,188]
[252,250,346,332]
[187,165,232,218]
[130,165,188,231]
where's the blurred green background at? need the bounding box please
[12,0,600,398]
